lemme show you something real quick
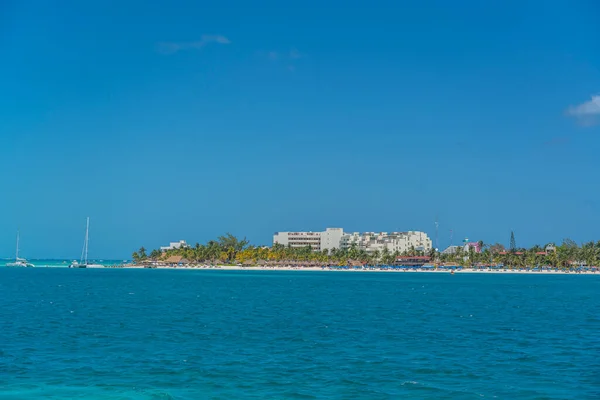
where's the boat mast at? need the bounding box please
[15,230,19,261]
[84,217,90,265]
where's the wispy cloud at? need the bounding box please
[263,48,305,72]
[156,35,231,55]
[565,95,600,126]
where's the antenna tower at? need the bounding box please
[510,231,516,252]
[435,217,439,251]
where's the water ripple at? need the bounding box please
[0,269,599,399]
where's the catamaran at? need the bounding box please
[69,217,103,268]
[6,231,35,268]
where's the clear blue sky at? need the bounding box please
[1,0,599,259]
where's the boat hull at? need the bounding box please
[69,264,104,269]
[5,262,34,267]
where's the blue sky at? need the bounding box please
[1,0,599,258]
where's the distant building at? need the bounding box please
[273,231,323,250]
[160,240,190,252]
[273,228,432,253]
[341,231,432,254]
[320,228,345,252]
[461,238,482,253]
[464,242,482,253]
[395,256,432,266]
[442,245,461,254]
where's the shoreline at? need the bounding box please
[3,264,598,274]
[121,265,599,274]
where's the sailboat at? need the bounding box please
[69,217,103,268]
[6,231,35,267]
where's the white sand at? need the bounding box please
[124,265,599,274]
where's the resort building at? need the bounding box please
[341,231,432,254]
[273,228,432,253]
[461,238,482,253]
[320,228,345,252]
[273,231,323,250]
[442,239,482,254]
[442,245,461,254]
[160,240,190,252]
[395,256,432,266]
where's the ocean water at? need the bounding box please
[0,269,598,399]
[0,260,125,268]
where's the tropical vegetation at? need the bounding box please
[132,234,600,269]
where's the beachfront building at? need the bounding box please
[273,228,345,251]
[464,242,482,253]
[273,228,432,254]
[461,238,482,253]
[320,228,345,252]
[341,231,432,254]
[160,240,190,252]
[442,240,482,254]
[273,231,323,250]
[442,245,461,254]
[395,256,432,266]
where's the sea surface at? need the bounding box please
[0,259,125,268]
[0,269,598,399]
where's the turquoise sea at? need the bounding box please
[0,259,126,268]
[0,269,598,399]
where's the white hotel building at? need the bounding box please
[160,240,190,252]
[273,228,432,253]
[272,228,345,252]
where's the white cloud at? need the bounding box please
[266,48,304,62]
[566,95,600,125]
[263,48,305,72]
[156,35,231,54]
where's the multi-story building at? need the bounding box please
[273,228,432,254]
[441,245,461,254]
[273,231,323,250]
[320,228,345,252]
[160,240,190,252]
[341,231,432,254]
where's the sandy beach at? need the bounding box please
[121,264,600,274]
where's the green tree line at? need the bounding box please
[132,235,600,269]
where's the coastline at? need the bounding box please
[120,265,599,274]
[3,263,597,274]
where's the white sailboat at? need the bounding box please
[6,231,35,268]
[69,217,103,268]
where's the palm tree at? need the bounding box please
[218,233,249,262]
[149,249,162,260]
[392,250,400,260]
[132,233,600,272]
[357,249,369,264]
[371,249,381,266]
[477,240,485,254]
[138,247,147,260]
[408,245,416,257]
[428,247,437,263]
[453,246,463,266]
[525,251,536,268]
[348,243,360,261]
[380,247,392,265]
